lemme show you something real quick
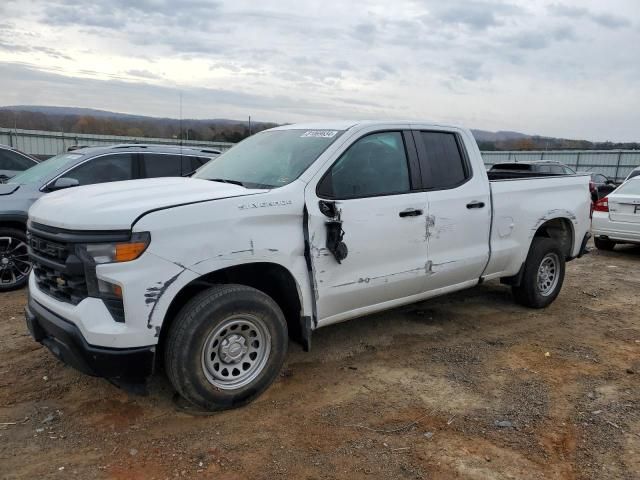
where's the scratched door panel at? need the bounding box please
[306,192,429,323]
[413,130,491,289]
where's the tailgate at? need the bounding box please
[609,195,640,224]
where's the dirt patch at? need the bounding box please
[1,242,639,479]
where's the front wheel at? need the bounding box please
[0,228,31,292]
[164,284,288,411]
[512,238,566,308]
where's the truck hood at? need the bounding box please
[28,177,266,230]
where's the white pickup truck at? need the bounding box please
[24,121,591,410]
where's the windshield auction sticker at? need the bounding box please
[301,130,338,138]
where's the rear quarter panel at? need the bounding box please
[484,175,591,279]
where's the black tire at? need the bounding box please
[594,237,616,251]
[164,284,288,411]
[512,237,566,309]
[0,228,31,292]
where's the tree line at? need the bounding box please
[0,109,277,143]
[1,109,638,150]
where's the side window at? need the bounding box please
[196,156,212,168]
[537,165,552,174]
[187,156,211,173]
[317,131,410,199]
[563,166,575,175]
[142,154,182,178]
[549,165,564,174]
[66,154,134,186]
[0,150,34,171]
[415,131,469,189]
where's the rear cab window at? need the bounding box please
[413,131,470,189]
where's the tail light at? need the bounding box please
[594,198,609,212]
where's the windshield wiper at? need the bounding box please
[207,178,246,187]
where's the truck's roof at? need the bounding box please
[271,120,461,132]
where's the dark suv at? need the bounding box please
[488,160,576,178]
[0,144,220,291]
[0,144,38,182]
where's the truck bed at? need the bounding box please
[482,174,591,280]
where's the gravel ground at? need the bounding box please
[1,242,639,479]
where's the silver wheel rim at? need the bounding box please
[537,253,559,297]
[201,314,271,390]
[0,236,31,287]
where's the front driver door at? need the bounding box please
[305,129,429,326]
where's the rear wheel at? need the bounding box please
[512,237,565,308]
[165,284,288,411]
[0,228,31,292]
[594,237,616,251]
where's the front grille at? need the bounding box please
[28,233,88,305]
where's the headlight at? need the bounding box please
[74,232,150,323]
[77,232,151,265]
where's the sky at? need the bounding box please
[0,0,638,141]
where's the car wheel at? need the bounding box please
[165,284,288,411]
[0,228,31,292]
[512,237,566,309]
[594,237,616,251]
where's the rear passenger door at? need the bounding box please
[140,154,183,178]
[413,130,491,289]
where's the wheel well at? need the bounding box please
[533,218,574,259]
[158,262,303,360]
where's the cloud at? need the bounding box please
[352,23,377,43]
[424,0,524,31]
[0,61,392,121]
[125,69,160,79]
[548,4,631,29]
[0,40,71,59]
[0,0,639,141]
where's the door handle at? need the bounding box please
[466,201,485,209]
[399,208,423,217]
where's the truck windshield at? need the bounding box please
[9,153,83,185]
[194,129,344,188]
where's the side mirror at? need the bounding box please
[49,177,79,191]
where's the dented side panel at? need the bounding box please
[484,175,591,279]
[133,183,314,327]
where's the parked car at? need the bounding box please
[488,160,576,179]
[592,177,640,250]
[0,144,38,182]
[0,144,219,291]
[625,166,640,182]
[24,121,591,410]
[583,172,618,201]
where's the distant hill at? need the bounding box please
[1,105,638,149]
[470,129,529,142]
[0,105,277,143]
[1,105,260,126]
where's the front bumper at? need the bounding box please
[25,295,155,381]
